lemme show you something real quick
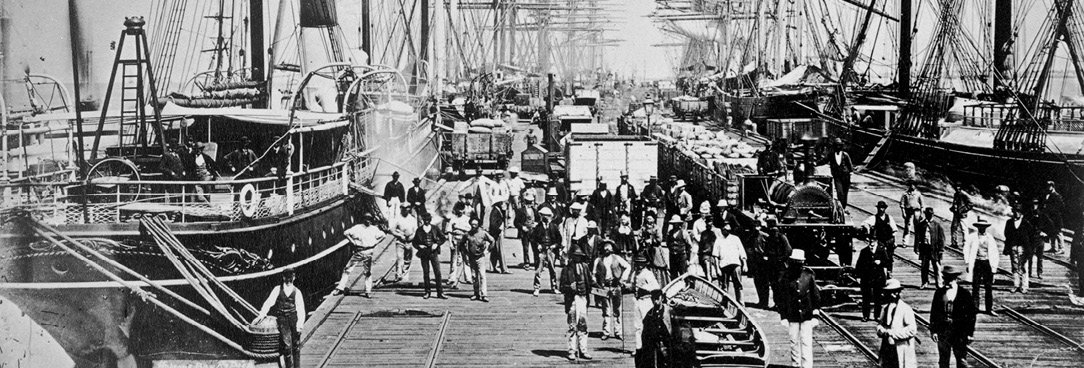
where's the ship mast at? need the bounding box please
[249,0,267,107]
[899,0,911,99]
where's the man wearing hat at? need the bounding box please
[593,240,632,340]
[224,136,257,176]
[186,141,220,203]
[664,180,692,235]
[643,214,671,286]
[949,182,974,249]
[862,200,899,272]
[383,171,407,218]
[715,199,741,235]
[828,137,854,209]
[564,201,590,260]
[491,170,510,210]
[610,212,639,261]
[389,202,419,283]
[857,227,891,321]
[505,167,526,220]
[1004,208,1035,293]
[413,212,447,299]
[963,217,998,315]
[160,139,186,201]
[775,249,821,368]
[631,253,661,354]
[914,207,947,289]
[559,244,595,361]
[271,134,294,180]
[515,191,539,269]
[532,207,562,296]
[488,202,510,274]
[640,176,665,229]
[877,279,917,368]
[929,265,976,368]
[750,216,792,309]
[1041,180,1065,254]
[446,202,473,289]
[406,177,428,219]
[665,214,691,280]
[614,170,638,215]
[589,179,616,233]
[539,187,564,225]
[690,202,714,279]
[713,222,748,304]
[458,217,494,302]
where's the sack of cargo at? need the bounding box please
[468,126,492,133]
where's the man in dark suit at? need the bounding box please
[827,137,854,209]
[406,177,427,219]
[856,239,890,322]
[1004,208,1038,293]
[914,207,946,289]
[929,265,976,368]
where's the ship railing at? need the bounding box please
[1,154,378,225]
[963,104,1084,131]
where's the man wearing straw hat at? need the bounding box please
[631,253,661,361]
[963,217,999,315]
[593,240,632,340]
[665,214,689,280]
[929,265,976,368]
[877,279,917,368]
[776,249,821,368]
[514,191,539,269]
[691,201,714,280]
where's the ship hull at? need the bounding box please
[0,192,379,366]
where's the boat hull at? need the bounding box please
[0,192,379,366]
[662,274,769,368]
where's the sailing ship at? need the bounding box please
[0,0,441,366]
[828,0,1084,218]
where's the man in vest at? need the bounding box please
[914,207,947,289]
[593,240,632,340]
[640,176,665,229]
[533,207,562,296]
[862,201,899,272]
[561,244,595,361]
[929,265,976,368]
[406,177,427,219]
[857,232,891,322]
[828,138,854,209]
[615,171,638,215]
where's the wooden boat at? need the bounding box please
[663,274,769,367]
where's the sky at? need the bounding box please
[604,0,672,81]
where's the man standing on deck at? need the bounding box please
[383,171,406,218]
[914,207,946,289]
[949,182,974,249]
[406,177,428,219]
[390,203,418,283]
[963,218,998,315]
[515,191,539,269]
[776,249,822,368]
[929,265,976,368]
[863,201,899,272]
[335,214,386,298]
[594,240,632,340]
[533,207,562,296]
[828,137,855,209]
[899,182,924,247]
[413,212,447,299]
[561,244,595,361]
[460,217,494,302]
[857,234,890,322]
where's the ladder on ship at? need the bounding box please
[857,132,891,171]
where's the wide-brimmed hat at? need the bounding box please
[668,214,684,224]
[570,202,586,211]
[972,218,992,228]
[699,201,711,214]
[674,180,686,189]
[831,137,844,146]
[508,166,520,173]
[942,264,964,276]
[539,207,554,216]
[587,221,598,229]
[789,249,806,261]
[412,177,422,183]
[883,279,903,292]
[523,192,536,201]
[633,253,648,264]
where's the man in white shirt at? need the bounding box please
[963,218,998,315]
[491,171,510,209]
[336,214,387,298]
[564,202,590,259]
[446,204,474,289]
[631,254,660,351]
[713,223,748,304]
[390,203,419,283]
[505,167,526,224]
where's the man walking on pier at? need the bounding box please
[407,177,427,219]
[857,235,890,322]
[383,171,406,218]
[863,201,899,272]
[713,223,747,304]
[460,217,494,302]
[561,245,595,361]
[776,249,821,368]
[593,240,631,340]
[914,207,946,289]
[336,214,386,298]
[877,279,918,368]
[1041,181,1065,254]
[950,182,974,249]
[828,138,854,209]
[446,204,472,289]
[899,182,924,247]
[515,192,538,269]
[1004,209,1036,293]
[930,265,976,368]
[964,218,998,315]
[488,203,510,274]
[533,207,561,296]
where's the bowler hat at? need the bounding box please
[942,264,964,276]
[876,200,888,208]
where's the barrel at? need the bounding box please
[246,316,282,355]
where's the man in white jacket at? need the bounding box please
[963,218,998,315]
[876,279,917,368]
